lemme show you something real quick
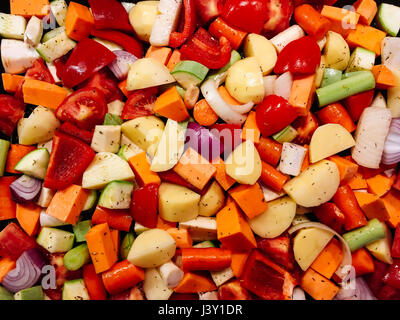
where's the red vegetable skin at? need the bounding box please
[256,95,298,137]
[222,0,269,34]
[218,280,251,300]
[91,29,143,58]
[158,170,200,193]
[383,260,400,290]
[169,0,197,48]
[0,223,36,260]
[0,94,25,136]
[180,28,232,69]
[58,122,94,145]
[274,36,321,75]
[292,112,319,144]
[121,87,158,120]
[313,202,345,234]
[61,38,116,88]
[88,0,133,33]
[26,59,55,84]
[194,0,224,25]
[79,69,123,103]
[83,264,107,300]
[366,259,389,296]
[130,184,159,229]
[55,87,107,131]
[342,89,374,122]
[377,285,400,300]
[240,250,296,300]
[49,253,82,289]
[256,235,295,270]
[392,225,400,259]
[262,0,294,38]
[44,132,95,190]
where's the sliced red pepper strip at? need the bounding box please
[61,38,116,88]
[0,222,36,260]
[58,122,94,145]
[180,28,232,69]
[91,29,143,58]
[44,132,95,190]
[88,0,133,33]
[169,0,197,48]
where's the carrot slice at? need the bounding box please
[193,99,219,127]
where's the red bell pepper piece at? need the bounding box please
[0,94,25,136]
[255,95,298,137]
[292,111,319,144]
[332,185,368,231]
[342,89,374,122]
[130,183,159,229]
[274,36,321,75]
[294,0,338,9]
[26,59,55,84]
[366,259,389,296]
[262,0,294,38]
[256,235,295,271]
[181,248,232,271]
[0,223,36,260]
[58,122,93,145]
[121,87,158,120]
[383,260,400,290]
[222,0,269,34]
[377,285,400,300]
[241,250,297,300]
[61,38,116,88]
[44,132,95,190]
[92,206,133,232]
[83,264,108,300]
[392,225,400,259]
[209,17,248,50]
[101,260,145,295]
[91,29,143,58]
[88,0,133,33]
[194,0,224,25]
[158,170,200,193]
[180,28,232,69]
[218,280,251,300]
[313,202,346,233]
[169,0,197,48]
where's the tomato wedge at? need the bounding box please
[55,87,107,130]
[0,94,26,136]
[26,59,55,84]
[121,87,158,120]
[79,70,123,103]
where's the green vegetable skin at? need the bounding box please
[120,232,135,260]
[316,71,376,107]
[0,285,14,300]
[104,113,123,126]
[0,139,10,176]
[343,218,386,252]
[14,286,44,300]
[272,125,298,143]
[73,220,92,242]
[63,244,90,271]
[193,240,217,248]
[321,68,342,88]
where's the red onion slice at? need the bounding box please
[2,248,46,293]
[108,50,138,80]
[9,175,42,204]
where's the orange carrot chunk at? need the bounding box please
[311,238,343,279]
[167,49,182,71]
[0,257,16,282]
[145,46,172,66]
[241,111,261,144]
[174,272,217,293]
[193,99,219,127]
[65,2,94,41]
[166,228,193,249]
[153,86,190,122]
[351,248,375,276]
[2,74,24,93]
[211,157,236,191]
[346,24,386,55]
[353,0,378,25]
[10,0,50,18]
[371,65,397,89]
[366,173,395,197]
[16,203,41,236]
[0,176,17,221]
[229,183,268,219]
[321,5,360,36]
[5,144,36,174]
[294,4,331,40]
[128,152,161,187]
[289,74,316,116]
[300,268,339,300]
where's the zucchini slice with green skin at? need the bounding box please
[378,3,400,37]
[36,31,76,62]
[120,232,135,260]
[37,227,75,253]
[73,220,92,243]
[0,13,26,40]
[98,180,135,209]
[82,190,98,211]
[62,279,90,300]
[41,26,65,43]
[50,0,68,27]
[14,148,50,180]
[0,139,10,177]
[14,286,44,300]
[171,61,209,89]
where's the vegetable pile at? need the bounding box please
[1,0,400,301]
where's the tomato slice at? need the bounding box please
[0,223,36,260]
[55,87,107,130]
[79,69,123,103]
[44,132,95,190]
[121,87,158,120]
[0,94,26,136]
[26,59,55,84]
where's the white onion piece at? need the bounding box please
[370,92,387,109]
[201,79,249,125]
[382,37,400,73]
[335,277,377,300]
[382,118,400,165]
[108,50,138,80]
[199,291,219,300]
[352,107,392,169]
[288,222,352,280]
[274,72,293,101]
[292,287,306,300]
[39,210,67,227]
[270,25,305,53]
[263,75,277,96]
[261,184,285,202]
[279,142,307,177]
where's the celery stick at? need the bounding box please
[63,244,90,271]
[342,71,368,80]
[343,218,386,252]
[0,139,10,177]
[316,71,375,107]
[321,68,342,87]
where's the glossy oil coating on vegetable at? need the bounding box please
[0,0,400,302]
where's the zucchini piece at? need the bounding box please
[63,244,90,271]
[50,0,68,27]
[37,227,75,253]
[321,68,342,87]
[193,240,217,248]
[36,31,76,62]
[98,180,134,209]
[120,232,135,260]
[72,220,92,243]
[14,148,50,180]
[0,13,26,40]
[82,190,97,211]
[346,47,376,73]
[0,286,14,300]
[171,61,209,89]
[0,139,10,177]
[62,279,90,300]
[14,286,44,300]
[378,3,400,37]
[41,26,65,43]
[103,113,123,126]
